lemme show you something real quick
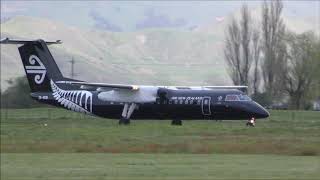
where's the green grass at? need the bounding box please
[1,108,320,155]
[1,153,320,180]
[1,108,320,179]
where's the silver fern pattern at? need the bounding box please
[50,80,93,114]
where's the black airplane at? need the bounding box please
[1,38,269,126]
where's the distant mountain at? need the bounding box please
[1,10,318,91]
[1,16,230,90]
[194,7,320,36]
[3,1,318,32]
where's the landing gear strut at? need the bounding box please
[171,119,182,126]
[246,117,255,127]
[119,103,137,125]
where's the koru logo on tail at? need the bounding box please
[25,55,47,84]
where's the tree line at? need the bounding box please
[224,0,320,109]
[1,76,42,108]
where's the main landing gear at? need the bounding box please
[246,117,255,127]
[171,119,182,126]
[119,103,137,125]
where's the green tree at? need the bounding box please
[224,4,261,87]
[261,0,286,97]
[307,36,320,103]
[282,32,318,109]
[1,76,42,108]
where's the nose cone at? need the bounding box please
[252,101,270,119]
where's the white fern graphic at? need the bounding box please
[50,80,93,114]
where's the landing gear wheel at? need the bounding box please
[119,117,130,125]
[171,119,182,126]
[124,118,130,125]
[246,117,255,127]
[246,122,254,127]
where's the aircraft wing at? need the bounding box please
[56,81,139,91]
[56,81,158,104]
[204,86,248,92]
[170,85,248,91]
[204,86,248,89]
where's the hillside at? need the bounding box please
[194,7,320,36]
[0,16,229,90]
[1,12,318,91]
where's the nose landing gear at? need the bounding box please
[246,117,255,127]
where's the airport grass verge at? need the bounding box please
[1,153,320,180]
[1,108,320,155]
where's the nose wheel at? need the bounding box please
[246,117,255,127]
[119,103,137,125]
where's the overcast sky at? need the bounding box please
[1,1,319,31]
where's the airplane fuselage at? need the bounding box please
[1,38,269,125]
[32,84,269,120]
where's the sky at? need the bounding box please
[1,1,319,31]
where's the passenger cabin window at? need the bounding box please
[197,99,201,105]
[174,100,178,104]
[225,94,251,101]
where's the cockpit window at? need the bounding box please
[225,94,251,101]
[238,94,251,101]
[225,95,240,101]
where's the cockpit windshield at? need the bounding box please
[238,94,251,101]
[225,94,251,101]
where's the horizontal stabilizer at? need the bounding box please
[0,38,62,45]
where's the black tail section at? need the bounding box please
[18,40,64,92]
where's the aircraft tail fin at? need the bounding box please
[1,38,64,92]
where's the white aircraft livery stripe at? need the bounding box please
[50,80,93,113]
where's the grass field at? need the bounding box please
[1,108,320,179]
[2,153,319,180]
[1,108,320,155]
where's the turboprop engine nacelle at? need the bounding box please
[97,86,159,103]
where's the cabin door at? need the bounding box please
[202,96,211,115]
